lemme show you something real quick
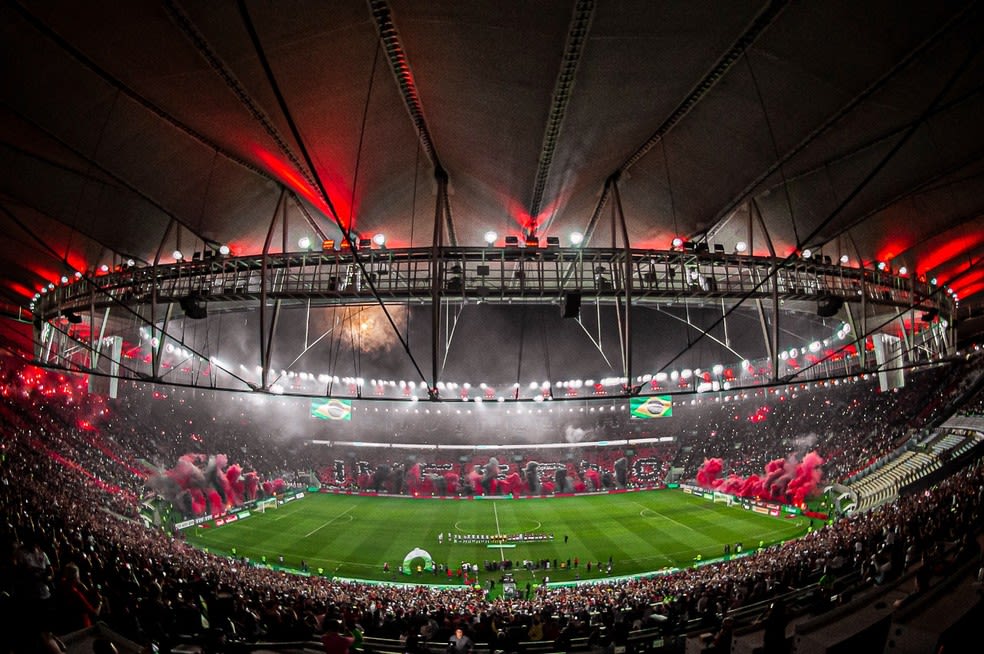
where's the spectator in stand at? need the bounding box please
[448,626,474,654]
[55,562,103,633]
[321,618,355,654]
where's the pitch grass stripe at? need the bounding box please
[304,505,356,538]
[185,490,812,584]
[633,500,707,536]
[492,502,505,561]
[272,500,309,521]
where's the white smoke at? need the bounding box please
[564,425,588,443]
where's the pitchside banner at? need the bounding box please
[311,398,353,421]
[630,395,672,419]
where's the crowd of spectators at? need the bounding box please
[1,351,984,653]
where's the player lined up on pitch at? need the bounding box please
[438,531,554,544]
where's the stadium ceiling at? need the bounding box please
[2,0,984,331]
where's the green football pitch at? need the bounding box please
[184,490,811,585]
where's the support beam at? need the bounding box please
[752,200,780,380]
[369,0,456,245]
[151,303,174,380]
[260,189,286,390]
[431,169,449,396]
[611,178,633,391]
[755,299,773,367]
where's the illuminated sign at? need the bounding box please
[630,395,672,419]
[311,398,353,421]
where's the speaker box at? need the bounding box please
[562,291,581,318]
[817,294,844,317]
[179,295,208,320]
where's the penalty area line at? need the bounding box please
[304,505,356,538]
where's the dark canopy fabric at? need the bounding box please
[2,0,983,316]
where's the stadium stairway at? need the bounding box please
[847,451,938,512]
[844,428,984,514]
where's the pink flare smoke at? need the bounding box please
[206,489,224,515]
[244,471,259,501]
[696,458,724,487]
[696,451,825,505]
[406,463,422,493]
[468,468,483,494]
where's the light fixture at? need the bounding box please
[99,264,109,273]
[484,230,498,245]
[569,231,584,246]
[735,241,748,253]
[840,254,849,264]
[60,276,68,284]
[74,271,82,279]
[298,236,311,250]
[802,249,812,259]
[218,244,231,256]
[877,261,888,271]
[898,266,908,276]
[372,233,386,247]
[671,237,684,249]
[930,277,938,285]
[173,250,184,261]
[126,258,135,267]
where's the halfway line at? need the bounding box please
[305,505,356,538]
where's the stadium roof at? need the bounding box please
[2,0,983,330]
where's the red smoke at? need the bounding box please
[406,463,422,494]
[500,472,523,496]
[696,451,825,505]
[153,454,279,516]
[206,489,223,515]
[244,472,259,500]
[584,468,602,490]
[468,467,483,494]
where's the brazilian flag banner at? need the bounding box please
[311,398,353,421]
[630,395,672,419]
